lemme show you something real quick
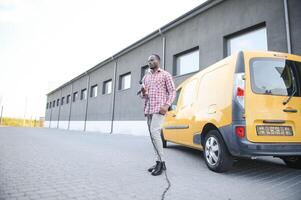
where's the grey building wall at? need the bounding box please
[69,75,89,121]
[49,90,61,122]
[165,0,290,86]
[45,96,51,121]
[45,0,301,131]
[86,61,115,121]
[114,36,163,121]
[288,0,301,54]
[59,85,72,121]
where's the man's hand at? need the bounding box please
[141,87,148,97]
[159,104,169,115]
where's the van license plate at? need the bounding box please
[256,125,293,136]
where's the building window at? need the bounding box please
[174,48,199,76]
[61,97,65,105]
[49,102,51,109]
[226,26,267,56]
[141,65,149,80]
[53,100,55,107]
[67,95,71,104]
[119,73,131,90]
[81,89,87,100]
[73,92,78,102]
[103,80,112,94]
[46,103,48,109]
[56,99,60,106]
[90,84,98,97]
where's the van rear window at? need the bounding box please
[250,58,301,96]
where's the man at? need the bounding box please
[140,54,176,176]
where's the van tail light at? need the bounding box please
[234,73,245,109]
[235,126,245,138]
[237,87,244,97]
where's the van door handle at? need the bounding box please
[283,108,297,113]
[208,104,217,114]
[263,120,285,124]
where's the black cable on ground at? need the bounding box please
[146,98,171,200]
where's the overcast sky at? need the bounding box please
[0,0,206,119]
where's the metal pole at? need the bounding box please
[84,73,90,132]
[49,102,53,128]
[68,83,73,130]
[0,106,3,125]
[159,28,166,70]
[110,58,118,134]
[284,0,291,54]
[57,89,62,128]
[162,36,166,69]
[23,97,27,127]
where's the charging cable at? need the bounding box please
[145,96,171,200]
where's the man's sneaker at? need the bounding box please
[148,161,160,172]
[151,161,166,176]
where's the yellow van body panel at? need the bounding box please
[163,50,301,159]
[244,51,301,143]
[163,55,237,148]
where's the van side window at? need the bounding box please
[181,79,198,108]
[171,88,181,110]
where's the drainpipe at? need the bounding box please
[57,89,62,128]
[49,99,52,128]
[110,57,117,134]
[159,28,166,70]
[284,0,291,54]
[84,73,90,132]
[0,106,3,125]
[68,83,73,130]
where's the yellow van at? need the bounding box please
[162,51,301,172]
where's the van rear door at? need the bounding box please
[244,52,301,143]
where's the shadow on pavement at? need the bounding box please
[165,143,299,175]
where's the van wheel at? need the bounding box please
[161,131,167,148]
[203,130,233,172]
[281,156,301,169]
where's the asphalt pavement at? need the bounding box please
[0,127,300,200]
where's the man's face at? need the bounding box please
[147,55,159,69]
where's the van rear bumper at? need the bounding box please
[236,139,301,157]
[219,124,301,157]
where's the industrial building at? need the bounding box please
[45,0,301,135]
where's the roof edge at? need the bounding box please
[47,0,223,96]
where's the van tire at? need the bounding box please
[203,130,233,172]
[161,131,167,148]
[281,156,301,169]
